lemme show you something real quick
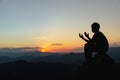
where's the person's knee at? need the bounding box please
[84,43,91,49]
[84,43,90,52]
[84,43,88,48]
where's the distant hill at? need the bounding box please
[108,47,120,62]
[0,47,119,64]
[0,52,85,64]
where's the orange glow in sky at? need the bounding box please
[0,0,120,53]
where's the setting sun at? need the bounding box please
[40,45,49,52]
[41,48,49,53]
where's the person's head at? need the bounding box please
[91,22,100,33]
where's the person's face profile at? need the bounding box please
[91,26,95,33]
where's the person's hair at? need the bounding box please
[91,22,100,30]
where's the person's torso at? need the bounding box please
[93,31,109,49]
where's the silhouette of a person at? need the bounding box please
[79,22,109,63]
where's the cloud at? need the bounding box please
[19,47,41,50]
[51,43,63,46]
[0,47,41,53]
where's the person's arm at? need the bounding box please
[88,33,97,44]
[79,33,89,42]
[84,32,91,40]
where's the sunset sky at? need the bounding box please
[0,0,120,53]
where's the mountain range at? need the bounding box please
[0,47,119,64]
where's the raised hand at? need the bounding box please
[79,33,84,38]
[84,32,89,37]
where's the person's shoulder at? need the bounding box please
[94,31,104,36]
[97,31,104,35]
[98,31,107,38]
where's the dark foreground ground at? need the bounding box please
[0,60,120,80]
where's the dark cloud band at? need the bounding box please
[51,43,63,46]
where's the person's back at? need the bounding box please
[90,31,109,53]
